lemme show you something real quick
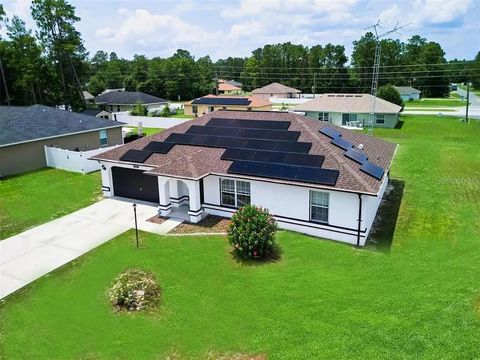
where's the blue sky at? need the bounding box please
[2,0,479,61]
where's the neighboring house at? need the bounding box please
[82,91,95,104]
[218,82,242,95]
[224,79,242,88]
[92,110,396,246]
[82,109,113,120]
[394,86,421,101]
[294,93,402,128]
[184,95,271,116]
[251,82,302,100]
[94,91,168,113]
[0,105,123,177]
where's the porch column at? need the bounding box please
[169,180,181,208]
[157,177,172,216]
[185,180,204,223]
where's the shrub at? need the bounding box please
[377,84,403,107]
[129,101,148,116]
[160,104,171,117]
[107,268,161,311]
[227,205,278,260]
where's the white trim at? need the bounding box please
[0,125,123,148]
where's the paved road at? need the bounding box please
[403,105,480,120]
[455,88,480,106]
[0,198,181,299]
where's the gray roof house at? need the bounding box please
[393,86,421,101]
[294,94,402,129]
[0,105,124,177]
[251,82,302,100]
[94,91,168,113]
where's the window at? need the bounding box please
[192,105,198,114]
[376,114,385,125]
[310,191,329,223]
[318,112,329,121]
[342,113,357,125]
[208,106,215,112]
[117,105,121,112]
[99,129,108,146]
[247,107,252,111]
[221,179,251,207]
[109,105,113,112]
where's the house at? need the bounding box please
[82,108,113,120]
[183,95,271,116]
[394,86,421,101]
[82,91,95,104]
[218,82,241,95]
[91,110,396,246]
[0,105,123,177]
[251,82,302,100]
[294,94,402,128]
[94,91,168,113]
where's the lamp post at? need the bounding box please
[133,203,139,248]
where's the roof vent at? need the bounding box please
[357,143,364,151]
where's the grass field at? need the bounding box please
[1,115,480,359]
[403,98,467,107]
[0,169,102,240]
[171,109,194,119]
[125,126,165,136]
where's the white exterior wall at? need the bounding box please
[113,112,192,128]
[362,174,389,239]
[202,175,376,245]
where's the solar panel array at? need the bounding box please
[186,125,300,141]
[228,161,339,186]
[191,97,251,106]
[319,125,385,180]
[207,118,290,130]
[221,148,325,168]
[120,149,153,163]
[143,141,174,154]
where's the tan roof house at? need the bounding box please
[251,82,302,100]
[218,82,241,95]
[184,95,271,116]
[393,86,421,101]
[294,93,402,128]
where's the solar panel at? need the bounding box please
[191,97,251,106]
[344,148,368,164]
[207,118,290,130]
[360,161,384,180]
[143,141,174,154]
[320,127,341,139]
[164,133,311,154]
[228,161,339,186]
[331,137,353,150]
[119,149,153,163]
[221,148,325,168]
[186,125,300,141]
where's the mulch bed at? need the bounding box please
[146,215,168,225]
[169,215,230,234]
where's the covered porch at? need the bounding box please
[157,177,205,223]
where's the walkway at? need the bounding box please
[0,197,182,299]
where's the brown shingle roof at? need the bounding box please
[92,111,397,195]
[252,82,301,94]
[294,93,402,114]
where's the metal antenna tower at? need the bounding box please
[365,20,410,135]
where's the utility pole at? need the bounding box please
[365,20,410,135]
[312,73,316,98]
[465,82,470,124]
[0,57,11,105]
[214,72,218,95]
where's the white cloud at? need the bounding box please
[410,0,472,26]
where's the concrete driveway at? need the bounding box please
[0,197,181,299]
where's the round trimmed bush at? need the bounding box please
[107,268,161,311]
[227,204,278,260]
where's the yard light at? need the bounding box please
[133,203,139,248]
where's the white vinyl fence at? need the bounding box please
[269,97,310,105]
[44,145,121,174]
[113,112,192,129]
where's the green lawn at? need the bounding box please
[1,115,480,359]
[404,98,467,107]
[125,126,165,136]
[0,168,101,240]
[171,109,194,119]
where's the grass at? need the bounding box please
[0,168,102,240]
[171,109,194,119]
[125,126,165,136]
[403,98,467,107]
[1,115,480,358]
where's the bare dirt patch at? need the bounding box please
[169,215,230,234]
[147,215,168,225]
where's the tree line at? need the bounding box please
[0,0,479,111]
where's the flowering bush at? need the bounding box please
[107,268,161,312]
[227,205,278,260]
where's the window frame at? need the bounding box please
[192,105,198,114]
[318,112,329,121]
[375,114,386,125]
[99,129,108,146]
[309,190,329,224]
[220,178,251,208]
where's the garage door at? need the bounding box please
[112,167,159,203]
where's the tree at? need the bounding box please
[87,74,105,95]
[129,101,148,116]
[31,0,88,110]
[470,51,480,90]
[377,85,403,106]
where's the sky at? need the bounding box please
[2,0,479,61]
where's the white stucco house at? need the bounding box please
[394,86,421,101]
[294,93,402,128]
[92,110,397,246]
